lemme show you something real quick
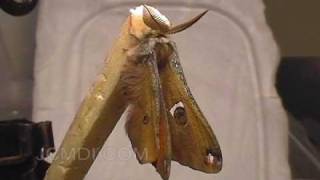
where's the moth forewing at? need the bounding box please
[122,44,161,164]
[122,39,172,180]
[160,43,223,173]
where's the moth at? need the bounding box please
[121,5,222,180]
[45,4,222,180]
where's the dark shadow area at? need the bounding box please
[276,57,320,179]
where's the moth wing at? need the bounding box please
[122,53,160,164]
[160,46,222,173]
[122,50,171,180]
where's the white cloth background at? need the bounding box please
[33,0,291,179]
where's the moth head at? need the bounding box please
[143,4,208,34]
[130,5,208,35]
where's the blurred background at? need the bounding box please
[0,0,319,179]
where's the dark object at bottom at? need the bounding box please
[0,119,55,180]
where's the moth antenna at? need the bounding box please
[167,10,208,34]
[142,4,171,33]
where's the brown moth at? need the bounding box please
[121,5,222,180]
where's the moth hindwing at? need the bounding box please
[120,36,222,180]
